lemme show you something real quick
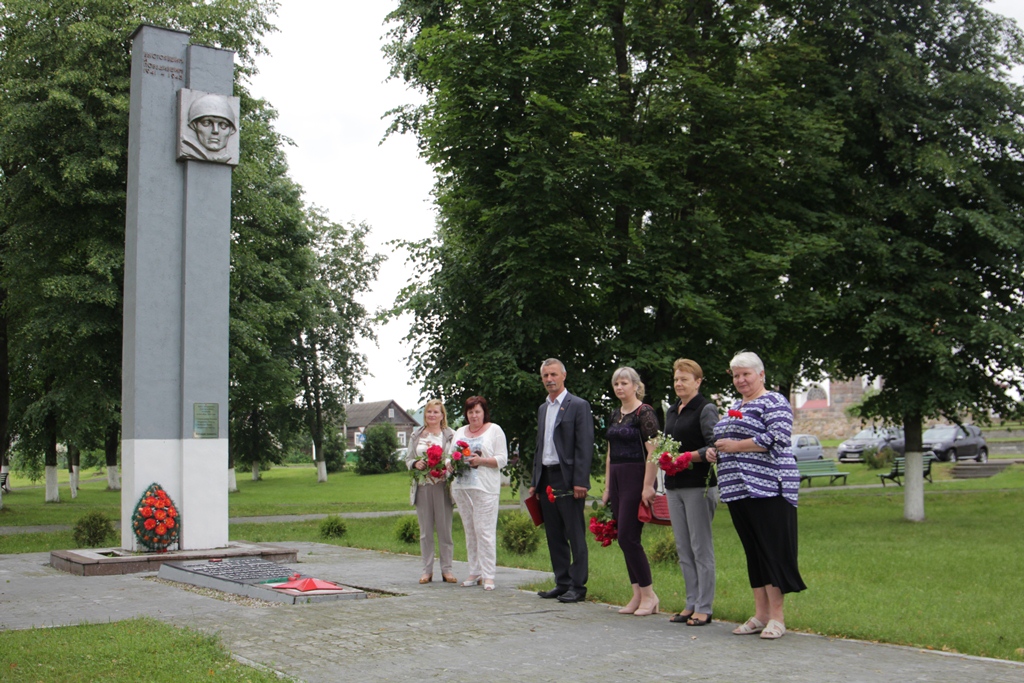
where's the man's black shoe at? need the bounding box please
[537,587,567,599]
[557,589,587,603]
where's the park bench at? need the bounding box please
[0,471,9,492]
[797,459,849,486]
[878,454,935,487]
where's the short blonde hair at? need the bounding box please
[672,358,704,380]
[730,351,764,374]
[423,399,448,430]
[612,366,645,401]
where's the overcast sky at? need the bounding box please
[249,1,1024,413]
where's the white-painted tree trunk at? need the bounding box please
[903,450,925,521]
[45,465,60,502]
[70,465,80,499]
[316,460,327,483]
[106,465,121,490]
[251,461,259,481]
[227,466,238,492]
[0,464,7,510]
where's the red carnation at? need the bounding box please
[154,509,167,520]
[144,518,157,530]
[155,524,167,536]
[728,409,743,418]
[140,506,153,518]
[165,518,176,529]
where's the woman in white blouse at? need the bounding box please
[450,395,508,591]
[405,399,457,584]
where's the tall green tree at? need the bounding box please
[228,90,311,485]
[386,0,843,482]
[781,0,1024,520]
[296,213,383,483]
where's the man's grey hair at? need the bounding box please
[540,358,566,374]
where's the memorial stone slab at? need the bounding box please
[158,557,366,604]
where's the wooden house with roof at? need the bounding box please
[343,400,420,449]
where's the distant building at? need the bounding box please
[343,400,418,449]
[790,377,876,439]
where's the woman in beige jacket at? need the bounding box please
[405,399,457,584]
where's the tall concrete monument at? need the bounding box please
[122,26,238,550]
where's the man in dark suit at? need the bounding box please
[529,358,595,603]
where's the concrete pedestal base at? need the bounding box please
[49,540,296,576]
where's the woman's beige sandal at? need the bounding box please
[732,617,765,635]
[760,619,786,639]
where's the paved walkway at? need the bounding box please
[1,543,1021,682]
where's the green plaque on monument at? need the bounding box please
[193,403,219,439]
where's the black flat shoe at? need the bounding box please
[669,611,695,623]
[686,614,713,626]
[538,587,568,599]
[557,589,587,603]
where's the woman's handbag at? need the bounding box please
[635,409,672,525]
[638,495,672,525]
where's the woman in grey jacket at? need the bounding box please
[405,399,457,584]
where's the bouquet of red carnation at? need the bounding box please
[588,501,617,547]
[447,440,473,479]
[545,485,573,503]
[658,450,695,476]
[728,409,743,418]
[412,444,447,483]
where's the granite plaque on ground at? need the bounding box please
[158,557,366,604]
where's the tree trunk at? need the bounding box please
[902,414,925,521]
[0,291,9,475]
[68,444,80,499]
[227,466,237,493]
[45,466,59,503]
[44,409,59,502]
[316,459,327,483]
[251,460,259,481]
[104,421,120,490]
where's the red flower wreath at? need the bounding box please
[131,483,180,552]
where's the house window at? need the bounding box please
[398,431,407,446]
[388,408,395,418]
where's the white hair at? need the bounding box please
[730,351,764,374]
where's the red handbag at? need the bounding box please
[638,495,672,526]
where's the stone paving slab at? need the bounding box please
[1,544,1022,682]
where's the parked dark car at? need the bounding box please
[922,424,988,462]
[792,434,825,461]
[837,427,905,463]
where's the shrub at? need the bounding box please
[394,515,419,544]
[72,511,116,548]
[323,431,347,474]
[647,531,679,565]
[863,446,895,470]
[319,515,348,539]
[500,512,539,555]
[356,423,400,475]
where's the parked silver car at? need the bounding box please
[922,424,988,462]
[837,427,905,463]
[792,434,824,461]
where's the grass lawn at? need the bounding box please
[2,464,1023,662]
[0,466,519,527]
[0,617,280,682]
